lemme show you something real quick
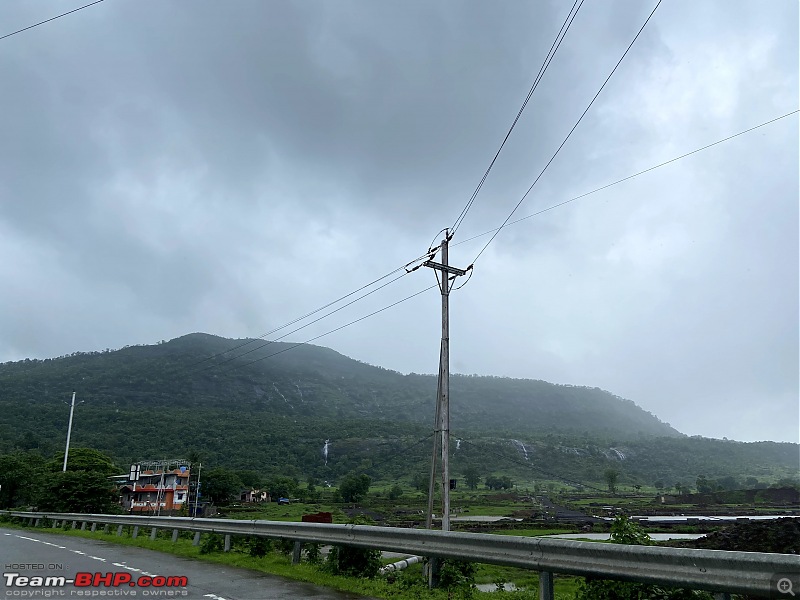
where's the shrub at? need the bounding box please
[199,533,224,554]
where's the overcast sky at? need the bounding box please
[1,1,797,443]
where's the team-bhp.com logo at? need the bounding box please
[4,572,188,596]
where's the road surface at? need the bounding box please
[1,527,374,599]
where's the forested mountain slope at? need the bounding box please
[0,333,795,486]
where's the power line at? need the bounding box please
[194,271,410,374]
[205,283,439,376]
[189,248,437,370]
[450,110,799,249]
[362,434,435,478]
[0,0,106,42]
[450,0,586,236]
[471,0,663,265]
[457,437,607,493]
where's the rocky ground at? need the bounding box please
[671,517,799,554]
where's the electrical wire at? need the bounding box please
[193,271,411,374]
[450,109,799,250]
[189,248,437,370]
[361,433,435,477]
[207,283,439,376]
[471,0,663,264]
[457,437,607,493]
[450,0,586,236]
[0,1,106,42]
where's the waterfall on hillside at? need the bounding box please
[323,439,330,465]
[512,439,529,460]
[610,448,626,460]
[456,439,461,451]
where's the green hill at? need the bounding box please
[0,333,795,488]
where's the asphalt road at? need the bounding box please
[1,527,374,600]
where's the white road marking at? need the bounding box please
[8,531,158,580]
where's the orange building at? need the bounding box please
[119,460,191,515]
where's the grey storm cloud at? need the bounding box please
[0,0,797,443]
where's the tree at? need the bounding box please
[603,469,619,495]
[38,471,120,513]
[485,475,513,490]
[339,473,370,503]
[201,468,243,505]
[234,470,263,489]
[411,473,427,492]
[265,476,299,499]
[387,484,403,501]
[0,451,46,508]
[50,447,116,476]
[696,475,712,494]
[463,465,481,490]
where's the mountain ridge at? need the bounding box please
[1,333,796,488]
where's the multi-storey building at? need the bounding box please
[118,459,191,515]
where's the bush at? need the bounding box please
[246,536,272,558]
[438,559,476,592]
[303,542,322,564]
[575,515,713,600]
[275,538,295,556]
[323,545,381,578]
[199,533,224,554]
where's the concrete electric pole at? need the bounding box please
[424,231,469,586]
[63,391,77,472]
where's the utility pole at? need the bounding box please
[424,231,468,586]
[63,391,77,472]
[193,462,202,517]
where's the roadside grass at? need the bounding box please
[2,519,583,599]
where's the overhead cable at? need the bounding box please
[470,0,663,265]
[208,283,439,376]
[450,0,587,236]
[189,247,438,370]
[0,1,105,42]
[452,109,799,249]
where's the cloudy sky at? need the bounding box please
[1,1,797,443]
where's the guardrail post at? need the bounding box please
[132,526,139,539]
[224,534,231,552]
[171,529,179,543]
[28,518,34,526]
[81,522,87,531]
[103,525,110,534]
[52,520,58,528]
[539,571,554,600]
[91,523,97,532]
[34,518,41,527]
[116,525,124,537]
[72,521,77,529]
[192,532,201,546]
[292,541,302,565]
[150,528,158,540]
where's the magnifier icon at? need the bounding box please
[778,578,796,597]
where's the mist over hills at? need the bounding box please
[0,333,795,488]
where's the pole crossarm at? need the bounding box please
[423,261,468,277]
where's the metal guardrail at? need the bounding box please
[3,510,798,598]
